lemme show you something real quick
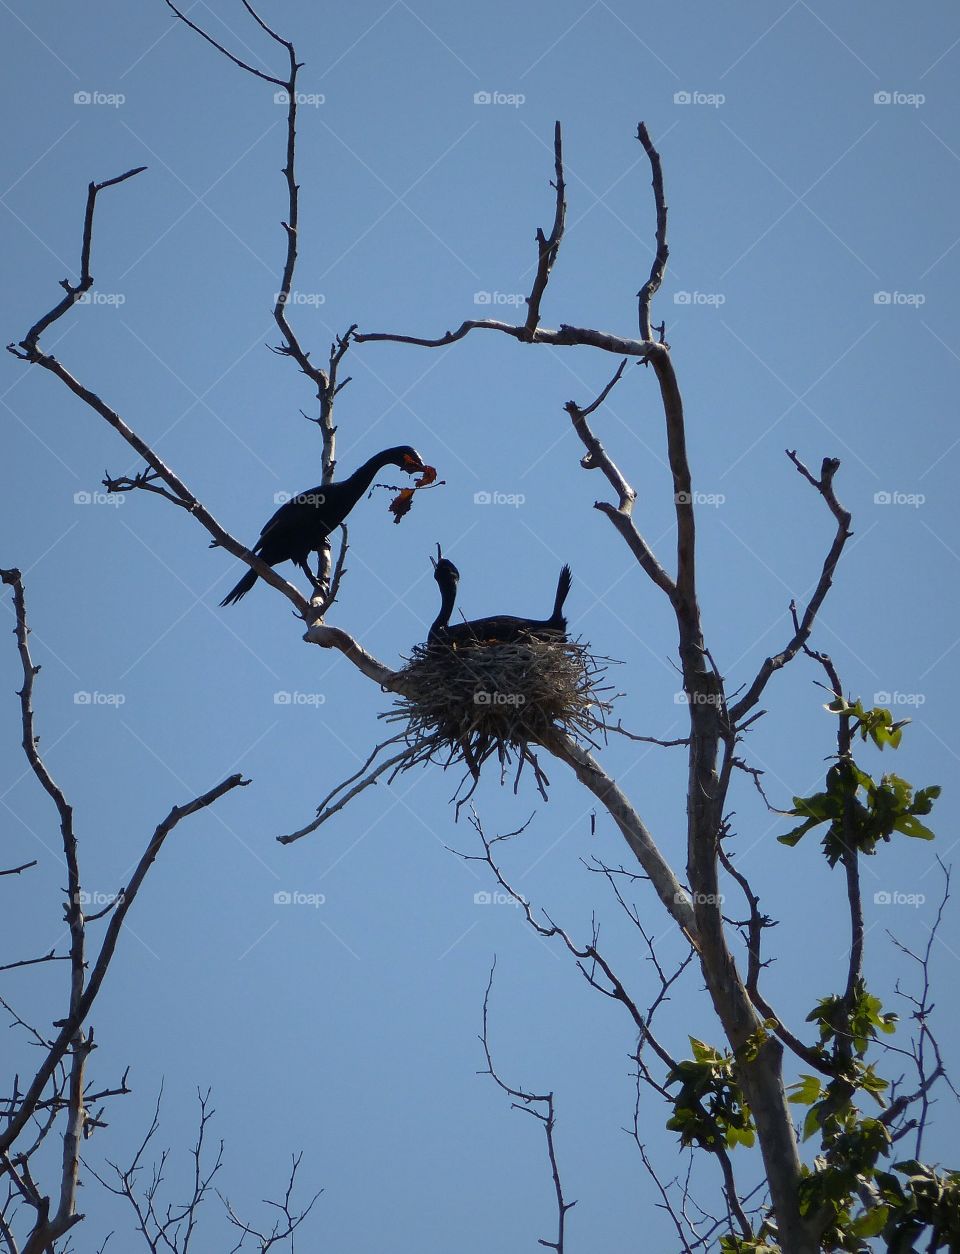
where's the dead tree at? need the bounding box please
[5,5,957,1251]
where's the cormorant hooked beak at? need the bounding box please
[430,542,443,571]
[402,452,426,474]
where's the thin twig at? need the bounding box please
[479,962,575,1252]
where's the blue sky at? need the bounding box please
[2,2,959,1249]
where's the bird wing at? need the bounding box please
[256,486,323,543]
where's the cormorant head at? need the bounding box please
[430,543,460,587]
[388,445,427,474]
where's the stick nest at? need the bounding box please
[382,636,616,803]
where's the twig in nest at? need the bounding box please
[383,636,616,814]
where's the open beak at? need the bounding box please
[429,541,443,571]
[402,452,425,474]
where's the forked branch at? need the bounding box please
[729,454,852,724]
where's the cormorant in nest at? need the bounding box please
[428,547,572,646]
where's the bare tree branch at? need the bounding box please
[0,862,37,878]
[523,122,566,339]
[479,962,575,1253]
[564,362,679,604]
[162,0,286,86]
[355,317,659,355]
[458,815,686,1075]
[5,172,314,620]
[541,728,698,945]
[636,122,669,343]
[222,1150,321,1252]
[0,573,250,1194]
[717,834,833,1078]
[882,860,959,1157]
[729,454,853,725]
[301,623,408,689]
[165,0,352,597]
[0,952,70,975]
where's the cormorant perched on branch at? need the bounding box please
[219,445,426,606]
[428,548,572,646]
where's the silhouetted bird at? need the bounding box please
[428,548,572,646]
[219,445,426,606]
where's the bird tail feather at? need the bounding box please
[220,568,258,606]
[553,564,573,620]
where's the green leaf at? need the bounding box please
[788,1075,824,1106]
[893,814,935,840]
[690,1037,721,1065]
[777,825,811,847]
[913,784,941,813]
[726,1122,756,1149]
[802,1103,823,1142]
[791,791,836,821]
[849,1206,889,1238]
[892,1159,924,1176]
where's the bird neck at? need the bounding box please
[430,574,458,635]
[340,450,399,508]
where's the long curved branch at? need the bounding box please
[729,454,852,725]
[7,170,317,620]
[302,624,410,690]
[162,0,286,84]
[355,317,659,357]
[541,729,698,945]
